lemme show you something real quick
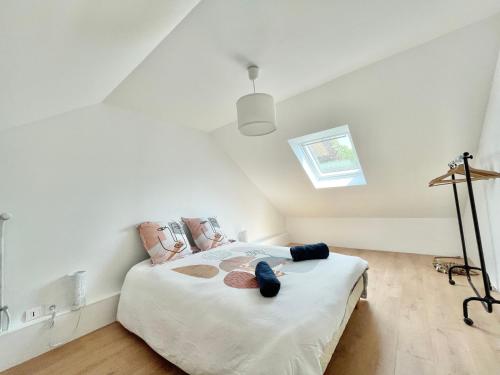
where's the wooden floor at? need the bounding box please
[3,248,500,375]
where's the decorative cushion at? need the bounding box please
[181,217,229,251]
[181,221,199,251]
[138,221,191,264]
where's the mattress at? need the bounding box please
[118,242,368,375]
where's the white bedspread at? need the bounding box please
[117,242,368,375]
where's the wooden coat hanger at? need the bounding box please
[429,164,500,187]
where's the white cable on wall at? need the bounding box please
[48,306,84,348]
[48,271,87,348]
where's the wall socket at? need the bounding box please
[25,306,43,322]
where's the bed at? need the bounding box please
[117,242,368,375]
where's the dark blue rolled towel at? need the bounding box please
[255,261,281,297]
[290,243,330,262]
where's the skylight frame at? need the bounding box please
[288,125,366,189]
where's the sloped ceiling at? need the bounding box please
[0,0,200,131]
[3,1,500,220]
[107,0,500,132]
[212,15,500,218]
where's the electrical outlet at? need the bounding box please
[25,306,42,322]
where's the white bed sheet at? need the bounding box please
[117,242,368,375]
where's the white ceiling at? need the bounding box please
[106,0,500,132]
[2,0,500,220]
[0,0,200,131]
[212,15,500,217]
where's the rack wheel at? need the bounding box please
[449,279,455,285]
[464,317,473,326]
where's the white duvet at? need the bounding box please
[117,242,368,375]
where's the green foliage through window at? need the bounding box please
[305,135,359,174]
[288,124,366,188]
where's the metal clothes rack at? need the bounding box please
[429,152,500,326]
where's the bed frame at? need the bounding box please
[320,270,368,371]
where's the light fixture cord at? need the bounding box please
[252,80,256,93]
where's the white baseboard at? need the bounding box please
[0,293,119,372]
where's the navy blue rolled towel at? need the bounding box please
[290,243,330,262]
[255,261,281,297]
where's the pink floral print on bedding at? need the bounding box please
[181,217,229,251]
[138,221,190,265]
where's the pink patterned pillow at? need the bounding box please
[181,217,229,251]
[138,221,190,265]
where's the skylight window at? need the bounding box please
[288,125,366,189]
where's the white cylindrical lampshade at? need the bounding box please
[236,93,276,136]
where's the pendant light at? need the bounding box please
[236,66,277,136]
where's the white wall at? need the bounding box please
[212,15,500,219]
[211,16,500,257]
[0,103,285,334]
[462,52,500,290]
[287,217,461,256]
